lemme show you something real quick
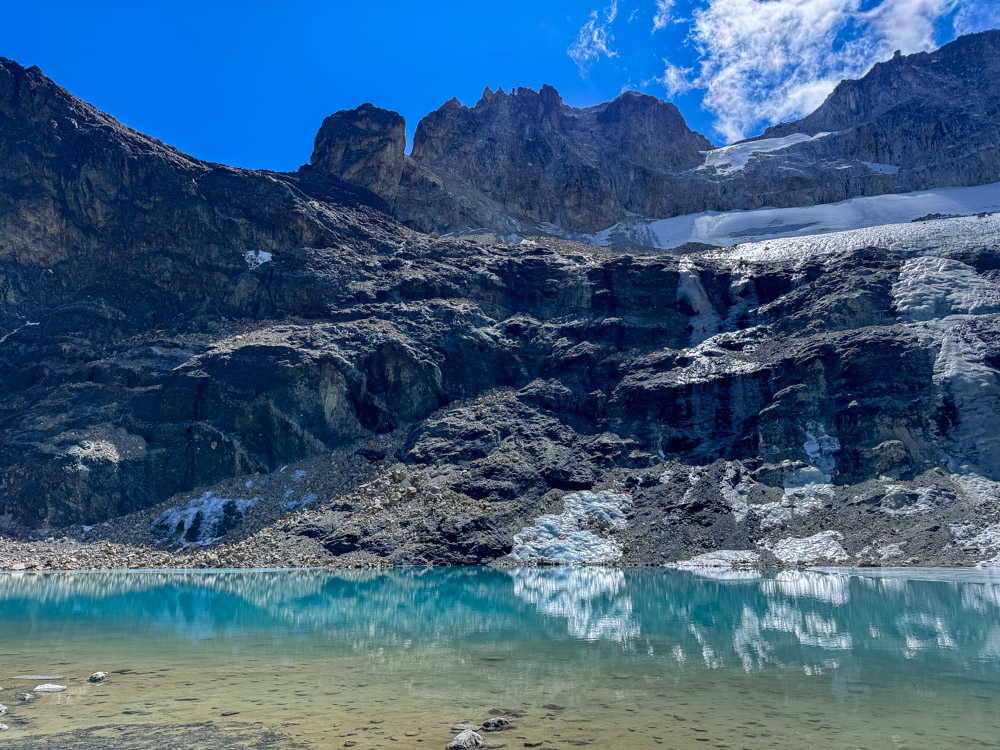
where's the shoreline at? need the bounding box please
[2,534,998,575]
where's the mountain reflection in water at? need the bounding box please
[1,566,999,680]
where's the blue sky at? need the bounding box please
[2,0,997,170]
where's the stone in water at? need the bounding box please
[33,684,67,693]
[447,729,485,748]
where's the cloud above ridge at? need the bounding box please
[569,0,998,143]
[569,1,620,72]
[682,0,960,142]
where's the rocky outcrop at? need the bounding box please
[310,104,406,207]
[405,85,712,232]
[309,85,716,234]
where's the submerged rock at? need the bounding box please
[89,672,108,683]
[33,684,67,693]
[446,729,486,748]
[481,717,511,731]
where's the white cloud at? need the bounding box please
[655,0,981,142]
[658,60,696,95]
[953,0,1000,34]
[569,1,620,73]
[653,0,676,30]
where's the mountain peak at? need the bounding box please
[310,103,406,206]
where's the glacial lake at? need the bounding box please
[1,567,999,749]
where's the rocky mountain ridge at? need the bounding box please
[311,30,1000,238]
[2,35,1000,569]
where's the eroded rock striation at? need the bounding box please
[2,37,1000,569]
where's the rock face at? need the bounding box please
[761,32,1000,172]
[311,85,715,234]
[2,42,1000,568]
[404,85,712,232]
[310,103,406,207]
[308,30,1000,237]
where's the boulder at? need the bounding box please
[446,729,485,749]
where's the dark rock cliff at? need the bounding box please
[1,49,999,568]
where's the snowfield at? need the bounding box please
[699,132,827,174]
[573,181,1000,252]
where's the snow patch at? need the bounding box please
[282,494,318,512]
[767,531,849,565]
[969,524,1000,557]
[879,485,945,516]
[151,492,258,547]
[737,425,839,530]
[861,161,900,175]
[509,490,632,565]
[877,543,906,561]
[672,550,761,569]
[978,553,1000,568]
[0,321,39,344]
[244,250,272,270]
[583,181,1000,251]
[714,210,1000,263]
[934,325,1000,479]
[700,133,824,174]
[797,422,840,483]
[720,465,753,523]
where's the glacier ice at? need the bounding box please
[509,490,632,565]
[580,181,1000,251]
[151,491,258,547]
[768,531,850,564]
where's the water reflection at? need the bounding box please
[1,567,1000,680]
[508,567,640,643]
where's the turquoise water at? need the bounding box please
[1,566,999,748]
